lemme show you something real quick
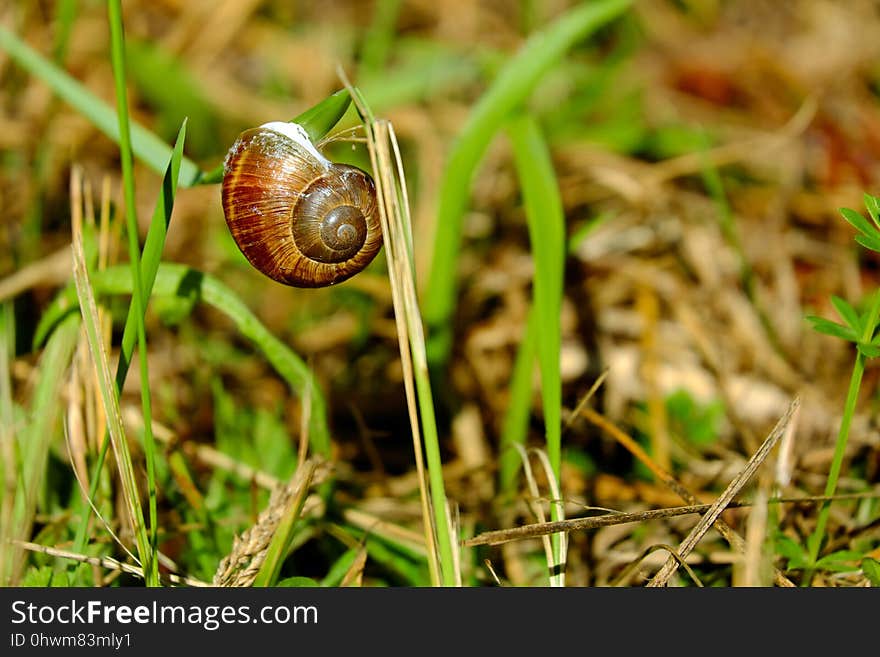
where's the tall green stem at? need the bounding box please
[806,287,880,573]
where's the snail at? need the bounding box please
[221,121,382,288]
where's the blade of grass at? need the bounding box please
[72,231,153,584]
[107,0,158,585]
[647,397,799,587]
[507,113,565,575]
[70,121,188,567]
[344,76,455,585]
[423,0,632,364]
[115,120,187,390]
[0,25,202,187]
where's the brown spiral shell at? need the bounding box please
[221,122,382,287]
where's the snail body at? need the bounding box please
[221,121,382,287]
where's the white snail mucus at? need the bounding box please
[221,121,382,288]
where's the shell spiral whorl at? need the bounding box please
[221,122,382,288]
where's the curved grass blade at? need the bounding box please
[116,120,188,387]
[422,0,632,364]
[108,0,159,585]
[0,25,202,187]
[507,113,565,578]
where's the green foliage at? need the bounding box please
[807,292,880,357]
[424,0,633,365]
[803,193,880,579]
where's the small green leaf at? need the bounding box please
[830,295,861,332]
[862,557,880,586]
[815,550,863,573]
[806,316,857,342]
[840,207,877,238]
[854,233,880,254]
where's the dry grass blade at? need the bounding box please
[11,540,208,587]
[529,447,568,585]
[647,397,801,587]
[62,421,138,565]
[464,492,877,547]
[612,544,704,587]
[339,547,368,587]
[342,508,427,556]
[340,69,456,585]
[71,169,152,573]
[513,444,563,585]
[579,400,797,587]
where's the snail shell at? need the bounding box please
[221,121,382,287]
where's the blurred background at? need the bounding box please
[2,0,880,586]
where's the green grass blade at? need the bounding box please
[70,120,187,566]
[422,0,632,364]
[107,0,159,585]
[359,40,481,113]
[116,120,188,386]
[320,547,362,587]
[806,288,880,577]
[0,25,201,187]
[507,113,565,575]
[52,0,78,62]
